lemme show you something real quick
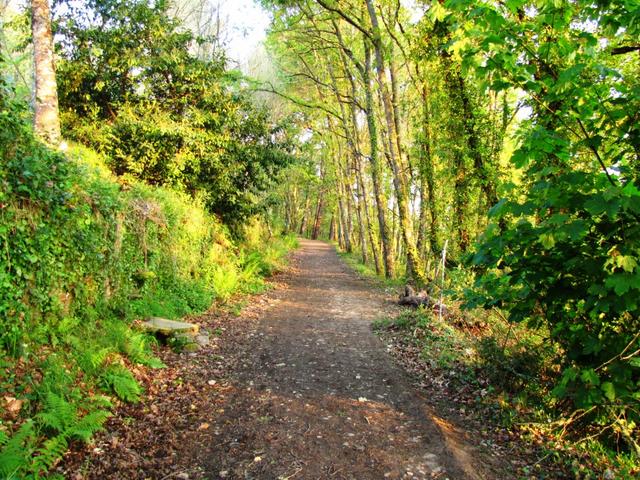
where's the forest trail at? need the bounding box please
[59,239,504,479]
[200,239,497,479]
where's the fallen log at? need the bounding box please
[398,285,433,308]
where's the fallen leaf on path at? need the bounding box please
[4,396,23,417]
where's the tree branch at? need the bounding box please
[316,0,372,40]
[249,81,341,120]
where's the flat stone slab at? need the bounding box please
[142,317,199,335]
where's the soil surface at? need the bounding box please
[59,239,505,479]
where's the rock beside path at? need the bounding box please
[142,317,200,335]
[142,317,207,351]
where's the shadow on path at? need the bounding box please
[203,240,496,480]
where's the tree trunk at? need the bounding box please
[455,69,498,214]
[349,178,369,265]
[418,79,439,258]
[365,0,425,283]
[287,187,300,234]
[298,190,311,237]
[333,20,382,273]
[333,141,352,253]
[356,156,381,273]
[363,40,395,278]
[32,0,61,145]
[312,191,324,240]
[328,213,336,242]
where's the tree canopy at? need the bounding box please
[54,0,297,224]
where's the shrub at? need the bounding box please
[0,83,296,477]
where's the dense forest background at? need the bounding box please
[0,0,639,478]
[256,2,639,475]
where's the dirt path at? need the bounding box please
[60,239,502,479]
[200,239,497,479]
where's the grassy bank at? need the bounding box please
[0,110,295,478]
[336,249,405,289]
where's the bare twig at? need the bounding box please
[595,330,640,372]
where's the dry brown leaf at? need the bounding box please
[4,396,23,417]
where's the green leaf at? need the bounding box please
[561,219,588,241]
[558,63,586,85]
[580,368,600,386]
[488,198,508,218]
[601,382,616,402]
[511,148,529,168]
[538,233,555,249]
[429,3,448,21]
[504,0,526,12]
[584,195,607,215]
[605,273,639,295]
[616,255,637,273]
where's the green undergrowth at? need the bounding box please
[0,94,295,478]
[374,306,639,478]
[336,248,405,289]
[346,242,638,476]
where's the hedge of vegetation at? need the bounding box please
[0,86,295,478]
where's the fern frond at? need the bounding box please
[212,264,239,301]
[69,410,111,442]
[77,346,114,374]
[0,420,36,479]
[36,392,77,433]
[91,394,114,409]
[142,356,166,369]
[123,330,148,362]
[31,434,68,475]
[111,374,142,402]
[100,366,142,402]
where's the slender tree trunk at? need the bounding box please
[453,149,468,253]
[418,79,439,257]
[456,69,498,209]
[324,56,367,263]
[333,23,382,273]
[440,60,471,254]
[333,140,352,253]
[417,177,428,260]
[328,213,336,242]
[312,190,324,240]
[288,187,299,234]
[337,185,351,252]
[389,51,412,180]
[298,189,311,236]
[356,156,381,273]
[365,0,425,283]
[358,163,382,274]
[32,0,61,145]
[345,177,356,252]
[350,179,369,265]
[363,40,394,278]
[338,215,345,250]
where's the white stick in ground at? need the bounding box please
[439,239,448,323]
